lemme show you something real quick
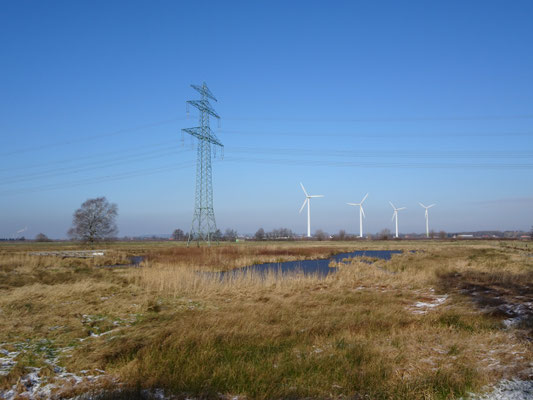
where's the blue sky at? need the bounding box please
[1,0,532,238]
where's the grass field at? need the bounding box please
[0,240,532,399]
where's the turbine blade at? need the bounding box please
[300,182,308,197]
[397,207,406,211]
[361,205,366,218]
[391,212,396,222]
[361,193,369,203]
[299,198,308,213]
[310,195,324,198]
[347,203,357,206]
[428,204,436,208]
[389,201,396,209]
[419,202,426,208]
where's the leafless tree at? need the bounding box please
[223,228,238,241]
[172,229,185,241]
[255,227,265,240]
[379,229,391,240]
[68,197,118,243]
[334,229,347,241]
[266,227,294,240]
[35,233,51,242]
[314,229,328,241]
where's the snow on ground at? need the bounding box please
[409,290,449,314]
[468,379,533,400]
[499,302,533,328]
[0,348,19,377]
[0,365,110,400]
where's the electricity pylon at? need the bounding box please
[182,82,223,246]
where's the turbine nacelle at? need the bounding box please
[419,202,436,217]
[389,202,406,220]
[347,193,368,218]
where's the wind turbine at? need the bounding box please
[12,226,28,239]
[299,182,324,238]
[419,203,436,238]
[389,202,406,238]
[347,193,368,238]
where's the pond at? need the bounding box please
[218,250,403,279]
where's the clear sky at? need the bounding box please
[1,0,532,238]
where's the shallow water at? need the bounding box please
[218,250,402,279]
[100,256,144,268]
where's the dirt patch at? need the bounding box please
[438,271,533,338]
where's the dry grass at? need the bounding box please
[1,240,532,399]
[146,243,374,271]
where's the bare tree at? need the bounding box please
[172,229,185,241]
[314,229,328,241]
[439,230,447,239]
[223,228,238,242]
[35,233,51,242]
[266,227,295,240]
[334,229,347,241]
[255,227,265,240]
[68,197,118,243]
[379,229,391,240]
[212,229,222,242]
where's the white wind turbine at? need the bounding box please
[299,182,324,238]
[12,226,28,239]
[389,202,406,238]
[347,193,368,238]
[419,202,436,238]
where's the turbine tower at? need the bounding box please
[347,193,368,238]
[419,202,436,238]
[299,183,324,238]
[182,82,223,246]
[389,202,406,238]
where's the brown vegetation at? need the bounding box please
[0,240,532,399]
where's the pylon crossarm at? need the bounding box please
[182,127,223,147]
[191,84,217,101]
[186,100,220,119]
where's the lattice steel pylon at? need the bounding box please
[182,82,223,246]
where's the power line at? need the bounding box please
[0,147,191,186]
[3,112,531,157]
[2,139,179,173]
[0,117,186,157]
[0,160,195,196]
[2,154,532,197]
[1,143,530,188]
[220,129,533,138]
[225,147,533,159]
[221,156,533,170]
[223,114,533,123]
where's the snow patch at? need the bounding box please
[468,379,533,400]
[410,294,449,314]
[0,349,20,376]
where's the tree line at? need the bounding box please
[25,196,533,243]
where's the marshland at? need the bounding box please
[0,240,532,399]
